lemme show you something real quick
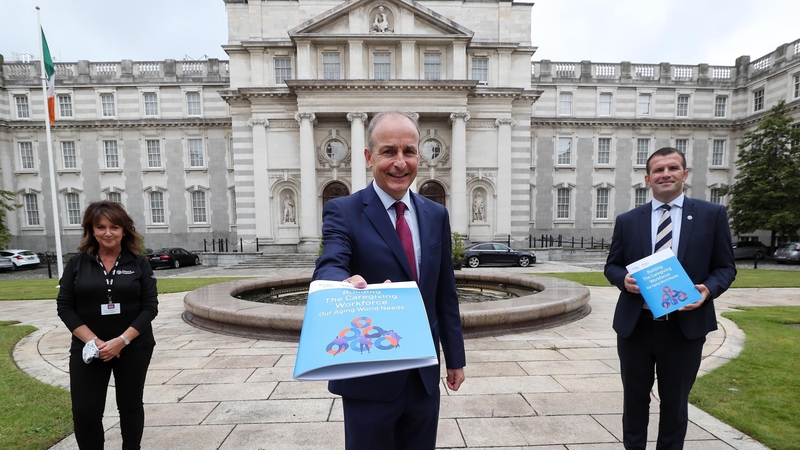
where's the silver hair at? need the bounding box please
[365,111,421,152]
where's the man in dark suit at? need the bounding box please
[605,147,736,450]
[313,111,466,450]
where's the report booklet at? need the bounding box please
[293,280,437,381]
[626,248,702,318]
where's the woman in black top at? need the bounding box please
[57,201,158,450]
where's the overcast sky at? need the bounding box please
[1,0,797,66]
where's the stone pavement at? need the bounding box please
[4,261,799,449]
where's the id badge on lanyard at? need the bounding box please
[97,254,122,315]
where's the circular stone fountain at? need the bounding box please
[182,272,591,340]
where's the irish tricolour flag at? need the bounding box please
[41,27,55,125]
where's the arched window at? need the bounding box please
[419,181,446,206]
[323,182,349,206]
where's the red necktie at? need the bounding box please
[394,202,417,282]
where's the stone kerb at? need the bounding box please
[183,273,591,340]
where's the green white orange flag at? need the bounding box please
[41,27,55,125]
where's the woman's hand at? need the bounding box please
[97,338,125,361]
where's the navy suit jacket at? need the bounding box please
[604,197,736,340]
[313,184,466,401]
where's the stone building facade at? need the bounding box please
[1,0,799,253]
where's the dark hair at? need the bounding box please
[646,147,687,174]
[366,111,421,152]
[77,201,143,256]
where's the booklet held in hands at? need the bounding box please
[626,248,702,318]
[293,280,437,381]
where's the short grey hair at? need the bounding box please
[366,111,421,152]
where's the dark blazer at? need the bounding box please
[604,197,736,340]
[313,184,466,401]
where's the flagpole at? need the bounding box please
[36,6,64,280]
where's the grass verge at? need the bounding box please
[0,277,249,301]
[537,268,800,288]
[0,321,72,450]
[690,306,800,450]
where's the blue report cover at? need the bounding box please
[626,248,703,318]
[293,280,437,381]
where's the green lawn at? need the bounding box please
[690,307,800,450]
[0,321,72,450]
[538,268,800,288]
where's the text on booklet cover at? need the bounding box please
[626,248,702,318]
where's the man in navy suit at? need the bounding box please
[605,147,736,450]
[313,111,466,450]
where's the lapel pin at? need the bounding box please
[687,215,693,220]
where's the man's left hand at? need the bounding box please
[446,368,465,391]
[679,284,710,311]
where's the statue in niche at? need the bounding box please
[372,6,393,33]
[472,192,485,222]
[282,193,296,224]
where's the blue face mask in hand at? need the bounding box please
[82,339,100,364]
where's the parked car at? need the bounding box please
[0,255,14,272]
[146,248,201,269]
[773,242,800,264]
[732,241,768,260]
[0,249,41,270]
[464,243,536,268]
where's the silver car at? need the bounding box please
[773,242,800,264]
[0,255,13,272]
[0,249,41,270]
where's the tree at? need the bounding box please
[721,100,800,248]
[0,186,20,250]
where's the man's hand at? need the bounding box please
[446,368,465,391]
[624,273,640,294]
[679,284,709,311]
[343,275,367,289]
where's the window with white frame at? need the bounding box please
[471,58,488,82]
[598,93,612,116]
[143,92,158,116]
[424,53,441,80]
[715,96,727,117]
[753,88,764,112]
[146,140,161,168]
[556,188,570,219]
[597,138,611,164]
[100,93,115,117]
[638,94,651,116]
[275,57,292,84]
[188,139,204,167]
[557,137,572,165]
[24,194,40,226]
[558,92,573,115]
[634,188,648,207]
[675,139,688,154]
[61,141,77,169]
[107,191,122,203]
[191,191,207,223]
[15,95,30,119]
[186,92,201,116]
[596,188,609,219]
[149,191,165,224]
[676,95,689,117]
[58,95,73,118]
[710,188,723,204]
[712,139,725,166]
[19,142,35,169]
[421,139,442,160]
[794,74,800,99]
[104,141,119,168]
[323,53,341,80]
[325,139,346,162]
[65,193,81,225]
[636,139,650,165]
[374,52,391,80]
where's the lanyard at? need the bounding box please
[95,253,121,305]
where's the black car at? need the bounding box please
[146,248,201,269]
[464,243,536,268]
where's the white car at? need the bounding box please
[0,250,41,270]
[0,255,13,272]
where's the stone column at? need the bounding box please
[248,118,272,241]
[347,112,368,192]
[495,118,516,236]
[295,112,319,249]
[449,112,470,235]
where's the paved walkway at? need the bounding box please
[4,262,799,449]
